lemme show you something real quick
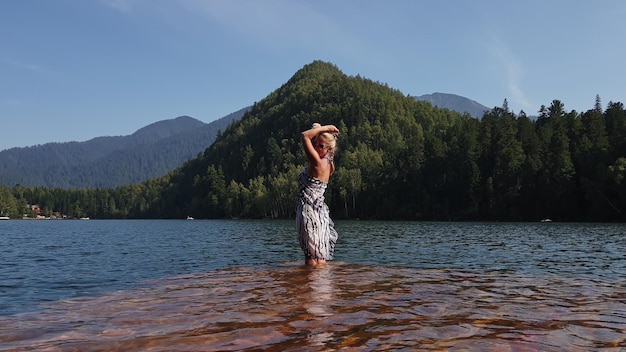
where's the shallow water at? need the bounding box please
[1,220,625,350]
[2,262,625,351]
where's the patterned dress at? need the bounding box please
[296,169,338,260]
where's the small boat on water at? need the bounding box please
[541,218,552,222]
[186,216,194,220]
[0,216,9,220]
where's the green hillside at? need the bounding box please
[4,61,626,221]
[0,113,246,188]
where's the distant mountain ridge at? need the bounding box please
[0,92,489,189]
[0,107,249,188]
[131,115,207,142]
[414,92,490,118]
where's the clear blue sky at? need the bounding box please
[2,0,625,151]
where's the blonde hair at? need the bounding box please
[314,132,337,161]
[311,122,338,158]
[317,132,336,149]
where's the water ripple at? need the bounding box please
[1,220,626,350]
[1,262,625,351]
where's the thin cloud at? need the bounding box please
[4,59,42,72]
[100,0,135,13]
[97,0,391,75]
[182,0,361,55]
[100,0,350,52]
[489,34,533,111]
[0,98,22,106]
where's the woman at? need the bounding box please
[296,123,340,266]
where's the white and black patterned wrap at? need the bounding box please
[296,169,338,260]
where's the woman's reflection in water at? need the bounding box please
[304,264,336,347]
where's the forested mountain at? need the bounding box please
[414,92,490,119]
[0,108,248,188]
[3,61,626,221]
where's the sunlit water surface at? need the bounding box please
[1,220,625,351]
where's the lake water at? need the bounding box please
[1,220,625,351]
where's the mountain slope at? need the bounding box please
[0,108,249,188]
[0,72,488,190]
[131,115,208,143]
[155,60,472,219]
[15,60,626,222]
[414,92,490,118]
